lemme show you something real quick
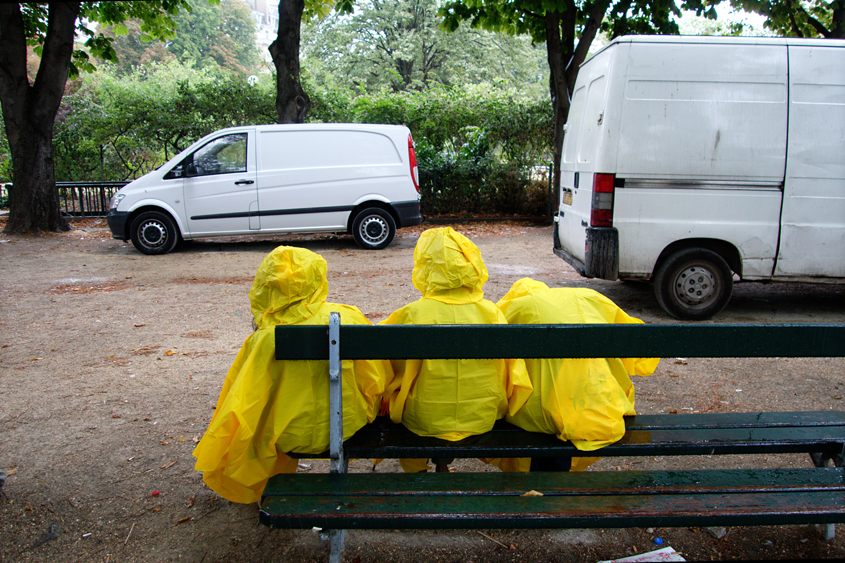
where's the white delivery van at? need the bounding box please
[108,123,422,254]
[553,35,845,320]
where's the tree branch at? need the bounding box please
[32,2,81,125]
[792,0,833,37]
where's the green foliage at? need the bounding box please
[0,122,9,185]
[302,0,549,96]
[20,1,193,78]
[52,62,276,181]
[99,0,260,75]
[167,0,261,74]
[726,0,843,38]
[346,85,553,215]
[351,85,552,164]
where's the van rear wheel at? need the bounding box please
[654,248,733,320]
[352,208,395,250]
[130,211,179,255]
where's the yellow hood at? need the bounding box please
[499,277,549,302]
[412,227,488,304]
[249,246,329,327]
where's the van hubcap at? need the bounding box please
[674,265,716,306]
[139,220,166,248]
[359,216,387,245]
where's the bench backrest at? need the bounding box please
[275,316,845,474]
[276,321,845,360]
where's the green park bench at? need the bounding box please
[261,317,845,562]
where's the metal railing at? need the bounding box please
[57,182,129,218]
[3,182,130,218]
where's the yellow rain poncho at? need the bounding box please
[193,246,389,503]
[382,228,533,472]
[497,278,659,471]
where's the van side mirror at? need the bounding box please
[185,163,198,177]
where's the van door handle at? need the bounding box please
[235,179,254,185]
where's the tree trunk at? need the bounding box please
[0,3,79,234]
[544,0,612,194]
[544,12,572,196]
[269,0,310,124]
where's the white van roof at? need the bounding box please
[584,34,845,66]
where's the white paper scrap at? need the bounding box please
[598,546,686,563]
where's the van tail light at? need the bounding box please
[590,173,615,227]
[408,134,420,194]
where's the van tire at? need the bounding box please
[130,211,179,255]
[352,208,395,250]
[654,248,733,320]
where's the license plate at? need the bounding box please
[563,192,573,205]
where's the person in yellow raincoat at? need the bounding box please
[192,246,390,503]
[381,227,533,473]
[496,278,660,472]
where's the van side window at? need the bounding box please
[166,133,247,179]
[193,134,247,176]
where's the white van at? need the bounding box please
[108,124,422,254]
[553,35,845,319]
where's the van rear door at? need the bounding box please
[556,44,616,275]
[775,43,845,278]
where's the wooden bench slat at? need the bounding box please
[287,414,845,459]
[260,468,845,530]
[349,412,845,432]
[262,468,845,497]
[622,411,845,429]
[276,324,845,360]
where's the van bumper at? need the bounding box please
[394,201,423,227]
[553,225,619,280]
[107,210,130,241]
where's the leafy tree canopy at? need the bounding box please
[167,0,260,73]
[19,1,190,78]
[723,0,843,38]
[98,0,260,74]
[302,0,548,95]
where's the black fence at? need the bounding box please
[2,182,129,218]
[57,182,129,217]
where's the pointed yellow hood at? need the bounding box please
[249,246,329,327]
[411,227,488,304]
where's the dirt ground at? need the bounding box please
[1,216,844,563]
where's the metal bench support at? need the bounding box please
[328,312,346,563]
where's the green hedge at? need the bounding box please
[42,66,554,216]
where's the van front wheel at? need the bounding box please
[130,211,179,255]
[352,208,395,250]
[654,248,733,320]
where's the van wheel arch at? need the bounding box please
[653,239,741,279]
[347,202,399,231]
